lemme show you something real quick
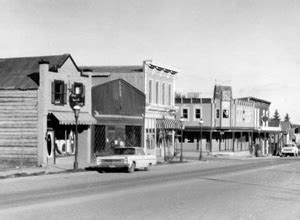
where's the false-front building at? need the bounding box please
[0,54,96,169]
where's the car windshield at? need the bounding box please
[113,148,136,155]
[284,144,294,147]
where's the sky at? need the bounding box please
[0,0,299,121]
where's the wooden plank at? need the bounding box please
[0,146,37,155]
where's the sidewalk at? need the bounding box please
[0,151,278,179]
[0,156,76,179]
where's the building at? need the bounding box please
[85,60,180,159]
[0,54,96,169]
[175,85,279,155]
[91,79,145,155]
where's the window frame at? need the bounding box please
[216,108,220,119]
[182,107,189,119]
[52,80,67,105]
[155,81,159,104]
[194,108,202,120]
[148,80,152,104]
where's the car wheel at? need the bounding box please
[144,164,150,171]
[128,162,135,173]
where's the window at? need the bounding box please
[162,83,165,105]
[195,108,201,119]
[148,80,152,103]
[155,82,159,104]
[51,80,67,105]
[216,109,220,119]
[223,109,229,118]
[168,84,171,106]
[182,108,188,119]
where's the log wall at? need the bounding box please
[0,90,38,168]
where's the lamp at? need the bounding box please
[179,117,184,162]
[199,118,204,160]
[73,105,81,171]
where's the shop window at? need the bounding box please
[51,80,67,105]
[125,126,142,147]
[94,125,106,153]
[223,109,229,118]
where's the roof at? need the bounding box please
[0,54,73,90]
[81,66,143,76]
[238,97,271,105]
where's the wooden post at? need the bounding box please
[232,131,235,152]
[210,130,213,152]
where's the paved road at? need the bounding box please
[0,158,299,220]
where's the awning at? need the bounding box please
[156,119,181,130]
[51,111,97,125]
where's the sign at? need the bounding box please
[69,94,84,109]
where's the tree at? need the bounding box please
[284,113,290,122]
[273,109,280,120]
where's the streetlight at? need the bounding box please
[179,117,184,162]
[257,127,261,157]
[199,118,204,160]
[73,105,81,171]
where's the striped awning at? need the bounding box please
[156,119,181,130]
[51,111,97,125]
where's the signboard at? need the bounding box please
[69,94,84,109]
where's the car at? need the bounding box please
[281,142,298,157]
[95,147,157,173]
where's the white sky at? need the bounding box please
[0,0,299,121]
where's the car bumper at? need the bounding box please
[96,163,130,168]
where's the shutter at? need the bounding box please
[82,85,85,105]
[71,83,75,94]
[63,83,67,104]
[51,81,55,104]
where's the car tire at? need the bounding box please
[144,164,150,171]
[128,162,135,173]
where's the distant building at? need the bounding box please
[175,85,283,155]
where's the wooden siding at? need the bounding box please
[92,79,145,117]
[0,90,38,168]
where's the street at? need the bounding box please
[0,157,299,220]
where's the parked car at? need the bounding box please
[96,147,157,173]
[281,142,298,157]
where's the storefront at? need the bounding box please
[91,79,145,156]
